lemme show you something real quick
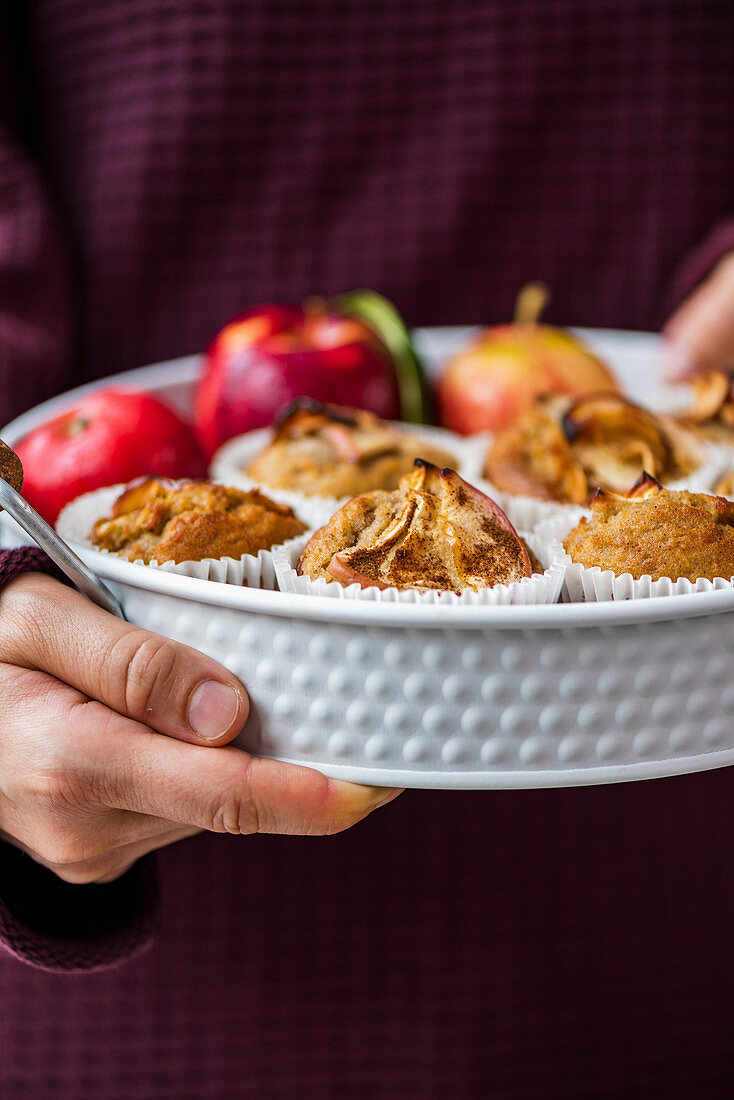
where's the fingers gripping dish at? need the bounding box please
[90,477,307,564]
[564,473,734,582]
[245,398,457,498]
[297,460,532,592]
[484,393,703,503]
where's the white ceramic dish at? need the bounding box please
[4,327,734,790]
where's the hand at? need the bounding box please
[0,573,399,884]
[662,251,734,381]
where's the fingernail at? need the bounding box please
[376,792,404,809]
[188,681,242,741]
[372,787,404,809]
[661,340,696,382]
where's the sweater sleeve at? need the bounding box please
[0,20,162,967]
[0,547,162,971]
[661,217,734,320]
[0,9,75,428]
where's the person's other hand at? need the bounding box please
[0,573,399,884]
[661,251,734,381]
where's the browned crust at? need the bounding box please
[484,400,589,504]
[91,477,307,564]
[246,401,457,498]
[564,482,734,582]
[715,471,734,497]
[676,371,734,431]
[298,461,531,592]
[485,393,702,503]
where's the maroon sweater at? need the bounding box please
[1,2,734,1097]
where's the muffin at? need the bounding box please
[245,398,457,498]
[676,371,734,443]
[563,473,734,582]
[90,476,307,564]
[484,393,703,504]
[715,471,734,497]
[297,460,532,592]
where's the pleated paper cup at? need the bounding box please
[536,510,734,603]
[208,429,341,527]
[433,428,491,483]
[472,481,583,534]
[56,484,313,590]
[272,531,566,606]
[209,422,481,525]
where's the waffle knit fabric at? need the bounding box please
[1,1,734,1096]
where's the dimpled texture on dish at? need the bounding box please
[119,583,734,787]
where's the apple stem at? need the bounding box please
[513,282,550,327]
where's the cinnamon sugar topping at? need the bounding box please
[298,461,531,592]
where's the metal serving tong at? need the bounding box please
[0,439,126,620]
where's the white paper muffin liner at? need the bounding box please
[471,480,582,534]
[444,429,491,482]
[208,422,481,526]
[535,510,734,603]
[56,483,313,590]
[272,531,565,606]
[209,429,342,527]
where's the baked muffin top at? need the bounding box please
[676,371,734,443]
[715,471,734,498]
[563,474,734,582]
[297,460,532,592]
[484,393,702,504]
[245,398,457,498]
[90,477,307,564]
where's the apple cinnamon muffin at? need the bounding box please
[676,371,734,443]
[297,460,533,592]
[90,477,307,564]
[563,474,734,582]
[245,398,457,498]
[484,393,703,504]
[715,471,734,498]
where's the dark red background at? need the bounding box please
[1,2,734,1097]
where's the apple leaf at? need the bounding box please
[332,289,431,424]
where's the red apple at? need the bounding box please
[194,301,401,458]
[15,389,207,524]
[437,284,619,435]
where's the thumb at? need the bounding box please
[0,573,248,745]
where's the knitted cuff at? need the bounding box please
[0,546,162,970]
[0,546,67,589]
[0,844,161,972]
